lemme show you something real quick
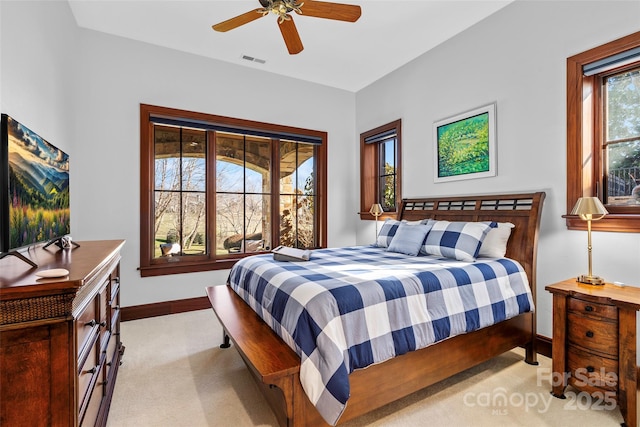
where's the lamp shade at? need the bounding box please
[570,197,608,220]
[369,203,384,217]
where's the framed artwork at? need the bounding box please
[433,103,496,183]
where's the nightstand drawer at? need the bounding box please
[567,312,618,356]
[567,345,618,392]
[568,297,617,321]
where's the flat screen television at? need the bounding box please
[0,114,70,265]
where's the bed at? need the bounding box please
[206,191,545,427]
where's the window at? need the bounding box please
[360,120,402,219]
[140,104,327,277]
[566,31,640,232]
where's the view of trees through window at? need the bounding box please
[154,126,207,258]
[605,66,640,206]
[378,137,396,211]
[152,125,317,259]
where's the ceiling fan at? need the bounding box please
[212,0,362,55]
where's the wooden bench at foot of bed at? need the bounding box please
[207,191,545,427]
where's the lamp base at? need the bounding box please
[576,274,605,285]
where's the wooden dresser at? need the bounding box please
[546,278,640,427]
[0,240,125,427]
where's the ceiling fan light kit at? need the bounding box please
[212,0,361,55]
[259,0,304,23]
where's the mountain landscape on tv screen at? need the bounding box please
[7,116,70,249]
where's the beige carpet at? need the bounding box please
[106,310,624,426]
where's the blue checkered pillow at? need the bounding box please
[422,220,496,261]
[386,222,433,256]
[376,219,401,248]
[376,219,430,248]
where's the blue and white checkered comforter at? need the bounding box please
[228,246,534,425]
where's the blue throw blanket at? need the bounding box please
[228,246,533,425]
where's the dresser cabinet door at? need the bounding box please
[0,323,74,426]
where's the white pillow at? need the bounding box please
[478,222,515,258]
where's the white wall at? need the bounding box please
[0,0,77,163]
[355,0,640,339]
[1,0,358,307]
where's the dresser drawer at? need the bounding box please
[567,345,618,392]
[80,363,105,427]
[568,297,618,321]
[78,340,100,415]
[567,312,618,356]
[98,285,110,350]
[76,299,99,359]
[109,278,120,334]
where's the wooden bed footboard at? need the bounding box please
[207,192,545,427]
[207,285,535,427]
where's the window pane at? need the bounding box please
[181,128,206,192]
[297,194,315,248]
[378,138,396,210]
[606,69,640,141]
[216,132,245,193]
[154,191,180,258]
[245,194,270,252]
[381,138,395,174]
[154,126,180,191]
[280,141,297,194]
[245,136,271,193]
[279,194,296,247]
[379,174,396,210]
[216,193,245,254]
[181,192,206,255]
[606,139,640,205]
[296,144,315,192]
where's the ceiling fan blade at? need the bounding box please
[278,17,304,55]
[212,9,265,32]
[298,1,361,22]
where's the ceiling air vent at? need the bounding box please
[241,55,266,64]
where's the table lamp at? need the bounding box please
[570,196,608,285]
[369,203,383,243]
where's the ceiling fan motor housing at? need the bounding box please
[259,0,300,13]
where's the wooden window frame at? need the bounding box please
[566,31,640,232]
[360,119,402,221]
[139,104,327,277]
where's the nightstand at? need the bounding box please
[546,279,640,427]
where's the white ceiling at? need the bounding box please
[67,0,514,92]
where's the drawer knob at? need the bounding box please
[85,319,97,327]
[586,366,595,373]
[585,305,594,312]
[100,321,107,328]
[85,365,98,374]
[586,331,594,338]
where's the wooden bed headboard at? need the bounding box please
[398,192,546,301]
